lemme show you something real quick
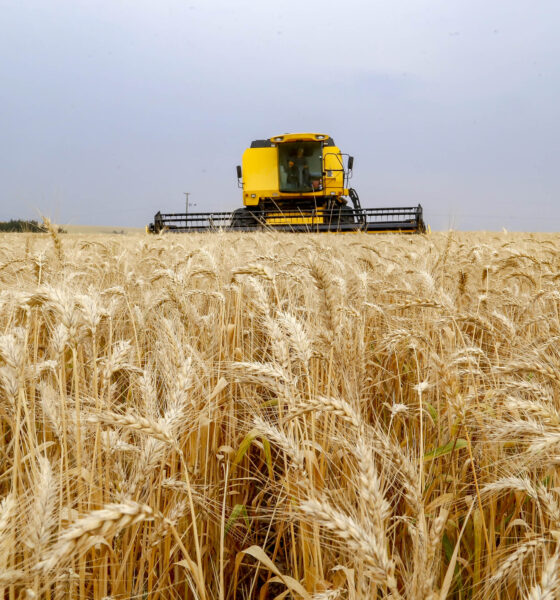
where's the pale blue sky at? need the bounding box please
[1,0,559,230]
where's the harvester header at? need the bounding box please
[148,133,427,233]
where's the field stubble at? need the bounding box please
[0,229,559,599]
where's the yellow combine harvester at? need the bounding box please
[148,132,426,233]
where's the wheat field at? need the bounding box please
[0,228,559,599]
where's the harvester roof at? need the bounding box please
[269,133,333,144]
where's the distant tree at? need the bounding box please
[0,219,67,233]
[0,219,45,232]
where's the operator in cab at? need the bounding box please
[286,147,311,190]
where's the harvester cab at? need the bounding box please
[148,133,426,233]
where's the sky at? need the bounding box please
[1,0,559,231]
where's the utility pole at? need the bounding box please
[184,192,190,215]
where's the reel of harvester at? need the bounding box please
[148,201,426,234]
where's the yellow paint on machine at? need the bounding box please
[322,146,345,194]
[242,148,278,206]
[241,134,346,208]
[264,209,326,226]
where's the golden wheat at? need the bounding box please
[0,229,559,598]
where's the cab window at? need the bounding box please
[278,142,322,193]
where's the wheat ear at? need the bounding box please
[489,538,548,587]
[300,498,399,597]
[287,395,362,430]
[37,501,153,572]
[87,412,173,444]
[525,549,560,600]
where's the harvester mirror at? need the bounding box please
[348,156,354,171]
[236,165,242,179]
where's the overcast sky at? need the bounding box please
[1,0,559,231]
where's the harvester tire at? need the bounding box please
[230,208,257,230]
[339,206,355,224]
[326,206,355,230]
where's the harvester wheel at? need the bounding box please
[326,205,355,230]
[230,208,257,230]
[339,206,355,224]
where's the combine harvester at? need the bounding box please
[148,133,426,233]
